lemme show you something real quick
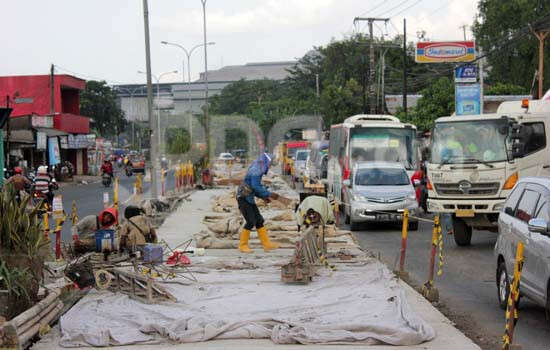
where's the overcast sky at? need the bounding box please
[1,0,478,84]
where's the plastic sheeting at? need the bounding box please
[59,258,435,347]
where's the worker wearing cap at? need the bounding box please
[236,152,280,253]
[72,207,118,253]
[120,206,157,251]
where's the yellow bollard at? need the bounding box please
[71,200,78,226]
[396,209,409,278]
[502,242,524,350]
[43,203,50,239]
[422,215,440,302]
[114,177,119,214]
[136,173,142,194]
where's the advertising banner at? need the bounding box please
[455,64,477,83]
[416,41,475,63]
[48,137,61,165]
[60,135,69,149]
[455,84,481,115]
[36,132,47,150]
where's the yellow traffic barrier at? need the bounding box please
[135,173,143,194]
[502,242,524,350]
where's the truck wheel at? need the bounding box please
[497,261,510,310]
[408,221,419,231]
[350,219,361,231]
[345,213,350,225]
[453,218,472,246]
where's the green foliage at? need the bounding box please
[473,0,550,91]
[225,128,248,151]
[0,259,30,300]
[80,80,127,137]
[396,77,455,131]
[165,128,190,155]
[485,82,529,95]
[0,184,47,256]
[319,79,363,125]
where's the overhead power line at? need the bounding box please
[375,0,412,18]
[391,0,424,18]
[357,0,393,17]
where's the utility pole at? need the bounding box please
[142,0,158,199]
[459,25,468,40]
[201,0,210,161]
[479,48,484,114]
[532,28,549,99]
[403,18,407,116]
[353,17,389,114]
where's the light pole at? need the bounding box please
[201,0,211,162]
[138,70,177,152]
[160,41,215,144]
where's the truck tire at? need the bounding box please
[345,213,350,225]
[453,218,472,246]
[350,220,361,231]
[408,221,419,231]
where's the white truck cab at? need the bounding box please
[427,98,550,246]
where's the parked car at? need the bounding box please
[218,152,235,161]
[495,177,550,314]
[293,149,310,182]
[343,162,419,231]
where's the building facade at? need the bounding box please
[0,74,91,175]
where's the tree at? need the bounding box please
[473,0,550,91]
[397,77,455,131]
[165,128,190,155]
[80,80,127,137]
[485,82,529,95]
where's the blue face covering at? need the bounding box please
[251,153,272,175]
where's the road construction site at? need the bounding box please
[29,163,480,350]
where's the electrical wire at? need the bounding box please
[390,0,424,18]
[375,0,412,18]
[53,64,127,85]
[357,0,394,17]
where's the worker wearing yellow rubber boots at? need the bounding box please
[236,152,281,253]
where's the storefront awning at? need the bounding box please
[34,127,69,137]
[2,129,34,144]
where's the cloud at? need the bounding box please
[155,0,337,34]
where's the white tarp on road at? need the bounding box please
[59,258,435,347]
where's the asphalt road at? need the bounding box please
[347,218,550,350]
[55,167,176,243]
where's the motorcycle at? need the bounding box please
[102,173,112,187]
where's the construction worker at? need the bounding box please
[71,207,118,253]
[120,206,157,251]
[237,152,280,253]
[295,195,334,231]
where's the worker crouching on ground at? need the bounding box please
[295,195,334,231]
[237,152,281,253]
[72,207,118,253]
[120,205,157,252]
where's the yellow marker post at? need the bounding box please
[71,200,78,226]
[114,177,119,214]
[43,204,50,240]
[502,242,524,350]
[161,169,166,196]
[398,209,409,276]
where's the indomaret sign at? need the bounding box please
[415,41,475,63]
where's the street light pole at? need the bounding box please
[161,41,215,145]
[201,0,210,161]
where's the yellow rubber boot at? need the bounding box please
[257,226,279,251]
[238,229,253,253]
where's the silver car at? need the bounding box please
[495,177,550,314]
[343,162,419,231]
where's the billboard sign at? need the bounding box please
[48,137,61,165]
[456,84,481,116]
[36,132,47,150]
[455,64,477,83]
[416,41,475,63]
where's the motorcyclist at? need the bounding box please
[101,159,114,178]
[5,167,32,192]
[33,166,57,206]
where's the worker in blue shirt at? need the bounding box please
[236,152,281,253]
